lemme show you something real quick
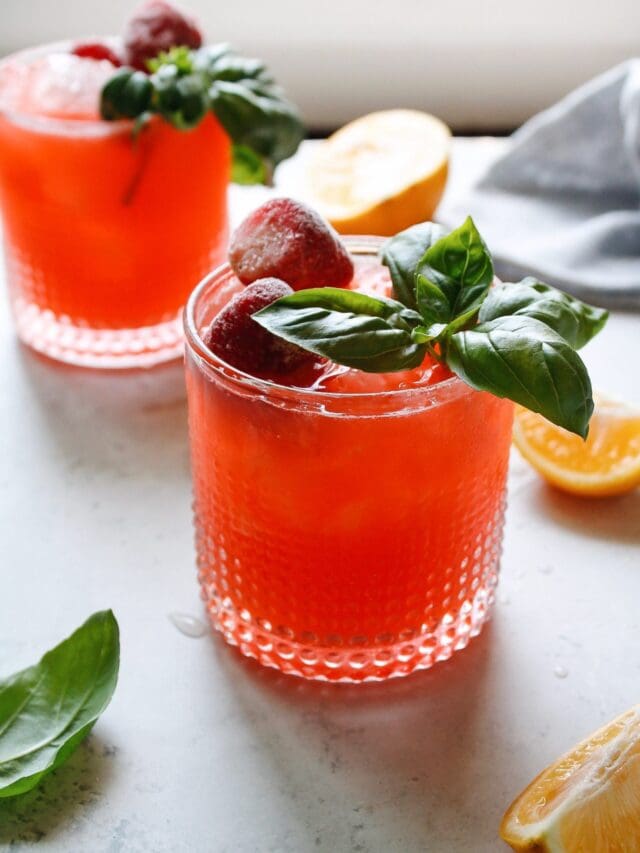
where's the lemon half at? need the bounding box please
[308,109,451,236]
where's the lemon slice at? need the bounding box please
[308,109,451,236]
[501,705,640,851]
[513,396,640,497]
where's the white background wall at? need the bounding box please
[2,0,639,131]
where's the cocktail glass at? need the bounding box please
[184,237,514,682]
[0,44,229,368]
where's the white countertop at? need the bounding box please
[1,140,639,853]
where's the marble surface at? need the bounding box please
[1,140,639,852]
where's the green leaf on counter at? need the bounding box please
[0,611,119,799]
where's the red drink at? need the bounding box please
[0,47,230,367]
[185,238,514,681]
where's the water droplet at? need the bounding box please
[554,664,569,679]
[168,612,208,638]
[539,565,554,575]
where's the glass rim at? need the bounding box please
[183,235,471,407]
[0,39,133,137]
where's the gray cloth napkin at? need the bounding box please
[447,60,640,310]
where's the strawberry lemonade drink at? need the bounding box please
[186,198,604,682]
[0,52,228,367]
[0,2,302,367]
[185,202,516,682]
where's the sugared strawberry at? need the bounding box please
[71,42,123,66]
[123,1,203,71]
[203,278,317,377]
[228,198,354,291]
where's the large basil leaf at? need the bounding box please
[0,611,119,798]
[447,315,593,437]
[416,216,494,325]
[380,222,447,310]
[479,278,608,350]
[209,79,304,176]
[254,288,426,372]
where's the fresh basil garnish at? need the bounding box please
[414,216,494,324]
[447,315,594,438]
[255,216,607,437]
[479,278,609,350]
[0,611,119,799]
[208,79,302,179]
[380,222,447,310]
[254,288,426,372]
[153,65,209,130]
[101,68,153,120]
[100,44,303,185]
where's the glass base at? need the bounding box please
[12,299,183,369]
[203,583,497,683]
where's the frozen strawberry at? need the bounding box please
[123,1,203,71]
[203,278,317,377]
[228,198,354,291]
[72,42,123,66]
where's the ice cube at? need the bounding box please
[0,52,114,120]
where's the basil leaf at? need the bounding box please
[100,69,153,120]
[416,216,493,325]
[200,51,274,86]
[416,272,452,326]
[254,287,426,372]
[411,323,446,344]
[231,144,268,185]
[479,278,609,350]
[153,68,210,130]
[442,303,483,335]
[0,611,119,799]
[192,43,234,74]
[380,222,447,310]
[447,315,593,437]
[100,44,304,185]
[209,79,304,175]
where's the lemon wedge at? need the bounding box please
[501,705,640,851]
[513,396,640,497]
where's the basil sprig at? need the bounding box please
[0,611,119,798]
[100,45,304,184]
[254,216,608,437]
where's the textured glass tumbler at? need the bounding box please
[184,239,514,682]
[0,45,230,369]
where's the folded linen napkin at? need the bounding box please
[444,60,640,310]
